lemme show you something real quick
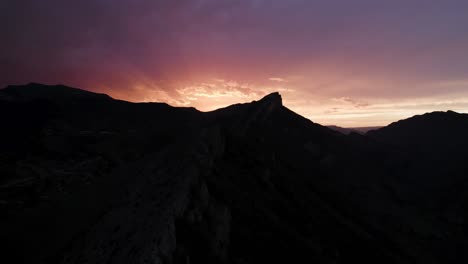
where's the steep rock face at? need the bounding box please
[1,123,231,264]
[55,128,231,264]
[254,92,282,112]
[50,125,230,264]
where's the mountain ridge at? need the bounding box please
[3,83,462,130]
[1,83,468,264]
[1,83,113,102]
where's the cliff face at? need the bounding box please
[2,84,468,264]
[54,127,231,264]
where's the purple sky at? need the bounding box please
[2,0,468,126]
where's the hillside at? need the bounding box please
[1,84,468,263]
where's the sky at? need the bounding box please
[1,0,468,127]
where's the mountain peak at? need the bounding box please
[259,92,282,104]
[256,92,283,111]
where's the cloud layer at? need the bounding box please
[2,0,468,126]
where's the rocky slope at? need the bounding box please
[1,83,467,263]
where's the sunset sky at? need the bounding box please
[2,0,468,126]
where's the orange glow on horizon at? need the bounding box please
[96,76,468,128]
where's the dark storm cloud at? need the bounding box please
[1,1,189,86]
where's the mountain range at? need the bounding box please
[1,83,468,264]
[327,125,382,135]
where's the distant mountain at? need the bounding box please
[327,125,382,135]
[1,83,468,264]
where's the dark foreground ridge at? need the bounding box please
[1,83,468,264]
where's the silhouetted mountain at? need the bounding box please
[365,111,468,263]
[328,125,382,135]
[0,83,113,102]
[327,125,356,134]
[1,84,467,264]
[368,111,468,155]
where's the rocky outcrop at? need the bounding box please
[52,127,231,264]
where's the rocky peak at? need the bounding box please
[236,92,283,128]
[257,92,282,108]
